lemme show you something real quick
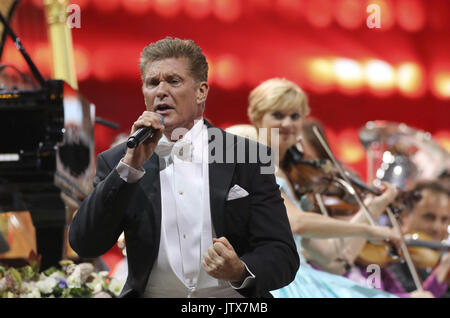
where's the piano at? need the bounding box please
[0,1,97,270]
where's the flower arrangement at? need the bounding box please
[0,252,123,298]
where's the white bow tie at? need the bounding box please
[155,138,193,162]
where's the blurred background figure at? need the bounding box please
[387,180,450,297]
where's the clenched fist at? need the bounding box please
[202,237,247,283]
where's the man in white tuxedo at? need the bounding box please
[69,37,299,298]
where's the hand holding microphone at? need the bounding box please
[127,113,165,148]
[123,112,165,169]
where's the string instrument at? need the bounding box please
[305,125,425,291]
[283,142,406,265]
[358,231,450,269]
[283,145,362,217]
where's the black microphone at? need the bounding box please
[127,114,164,149]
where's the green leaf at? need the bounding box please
[59,260,74,267]
[0,265,6,277]
[18,266,37,281]
[69,287,92,298]
[43,266,58,276]
[8,267,22,286]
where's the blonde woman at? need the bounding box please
[246,78,400,297]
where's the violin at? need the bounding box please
[284,144,405,260]
[357,231,450,269]
[289,125,427,291]
[283,145,362,217]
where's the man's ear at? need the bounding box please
[196,81,209,105]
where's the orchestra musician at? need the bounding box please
[297,118,439,298]
[245,77,402,297]
[387,180,450,298]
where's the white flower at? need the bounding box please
[86,273,104,294]
[67,263,94,288]
[20,281,36,293]
[7,291,16,298]
[36,277,58,294]
[76,263,94,283]
[108,278,124,297]
[93,291,112,298]
[49,270,66,278]
[66,271,82,289]
[20,288,41,298]
[65,263,77,275]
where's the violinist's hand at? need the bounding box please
[122,111,165,169]
[202,237,247,283]
[409,290,434,298]
[365,225,403,254]
[364,182,398,219]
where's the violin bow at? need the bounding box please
[312,126,377,226]
[312,125,424,291]
[386,209,423,291]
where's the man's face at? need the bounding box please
[402,189,450,241]
[142,57,208,138]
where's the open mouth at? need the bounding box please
[154,104,175,113]
[279,129,293,135]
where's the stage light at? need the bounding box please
[153,0,182,18]
[365,59,396,92]
[337,135,365,164]
[305,57,335,91]
[396,62,425,97]
[213,0,241,22]
[304,0,333,28]
[73,46,91,81]
[433,72,450,99]
[121,0,152,15]
[434,131,450,152]
[184,0,211,19]
[396,0,426,32]
[333,58,364,91]
[335,0,366,30]
[214,55,243,89]
[205,55,215,84]
[32,43,52,77]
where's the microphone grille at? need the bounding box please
[157,113,165,126]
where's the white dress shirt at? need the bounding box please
[116,119,253,297]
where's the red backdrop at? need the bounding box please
[4,0,450,181]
